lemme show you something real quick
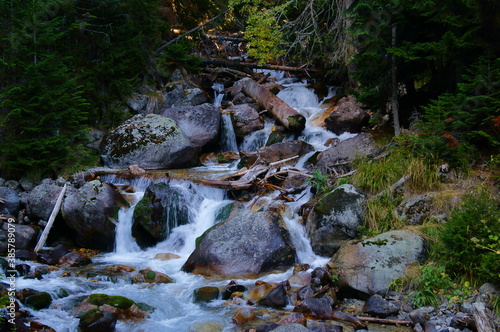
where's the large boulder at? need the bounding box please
[0,186,20,215]
[306,184,367,256]
[225,104,264,139]
[0,222,37,253]
[327,230,427,299]
[62,180,128,251]
[182,210,296,278]
[132,182,190,248]
[316,133,376,170]
[160,103,220,148]
[324,96,370,134]
[26,184,62,221]
[241,140,314,167]
[100,114,198,169]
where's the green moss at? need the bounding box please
[287,115,306,133]
[87,294,135,310]
[145,270,156,280]
[215,203,233,223]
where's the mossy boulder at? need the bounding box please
[101,114,199,169]
[193,286,220,303]
[25,291,52,310]
[132,182,190,248]
[78,310,118,332]
[87,294,135,310]
[306,184,367,256]
[62,180,128,251]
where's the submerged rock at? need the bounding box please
[327,230,427,298]
[100,114,198,169]
[62,180,128,251]
[306,184,366,256]
[182,211,296,278]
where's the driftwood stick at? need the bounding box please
[269,155,299,168]
[155,10,228,54]
[358,316,413,326]
[34,183,67,253]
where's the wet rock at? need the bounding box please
[246,281,275,303]
[101,114,198,169]
[154,253,181,261]
[397,193,438,225]
[161,103,220,148]
[132,268,174,284]
[226,104,264,139]
[328,230,426,298]
[34,265,59,275]
[193,286,220,303]
[15,264,30,277]
[259,282,289,308]
[78,310,118,332]
[62,180,128,250]
[103,265,136,273]
[25,292,52,310]
[29,320,57,332]
[15,250,37,261]
[293,297,333,319]
[241,140,314,167]
[182,210,296,278]
[297,285,315,302]
[132,182,190,248]
[362,294,401,318]
[278,312,307,326]
[188,321,224,332]
[306,184,366,256]
[26,184,62,221]
[288,271,312,286]
[58,252,91,267]
[37,244,69,265]
[232,307,256,325]
[222,283,247,300]
[0,186,20,215]
[272,323,310,332]
[325,96,370,134]
[310,326,343,332]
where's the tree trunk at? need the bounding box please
[235,77,306,133]
[391,25,401,136]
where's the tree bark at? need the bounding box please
[235,77,306,133]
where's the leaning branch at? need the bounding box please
[155,10,228,55]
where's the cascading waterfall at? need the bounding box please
[10,76,367,332]
[213,82,239,153]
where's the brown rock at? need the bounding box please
[232,307,256,325]
[154,253,181,261]
[279,312,307,326]
[104,265,136,273]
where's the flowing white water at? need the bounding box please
[220,112,239,153]
[8,76,361,332]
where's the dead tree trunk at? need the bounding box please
[235,77,306,133]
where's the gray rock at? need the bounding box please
[226,104,264,139]
[0,186,20,215]
[316,133,377,172]
[18,178,37,192]
[127,93,148,113]
[4,180,21,191]
[182,210,296,278]
[325,96,370,134]
[272,324,310,332]
[101,114,198,169]
[363,294,401,318]
[293,297,333,320]
[398,193,438,224]
[62,180,128,250]
[0,222,37,253]
[26,184,62,221]
[306,184,366,256]
[161,103,220,148]
[327,230,427,298]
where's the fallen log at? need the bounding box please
[235,77,306,133]
[331,311,368,330]
[201,58,318,73]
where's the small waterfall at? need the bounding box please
[239,121,273,152]
[220,112,239,153]
[114,191,144,253]
[212,82,225,108]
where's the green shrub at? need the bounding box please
[439,191,500,284]
[307,168,330,195]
